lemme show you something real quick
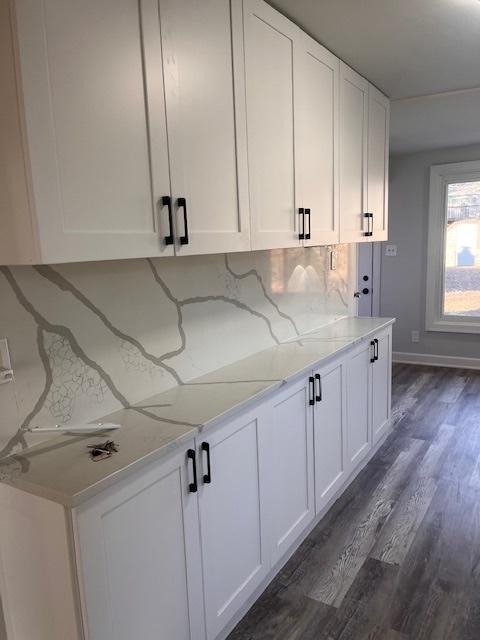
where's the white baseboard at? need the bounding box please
[393,351,480,370]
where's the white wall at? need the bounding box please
[380,143,480,361]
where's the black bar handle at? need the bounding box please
[162,196,174,246]
[187,449,197,493]
[178,197,189,245]
[305,208,311,240]
[374,338,379,361]
[309,376,315,405]
[315,373,322,402]
[299,208,305,240]
[370,340,376,363]
[201,442,212,484]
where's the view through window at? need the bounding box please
[444,181,480,317]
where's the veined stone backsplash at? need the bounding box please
[0,246,351,458]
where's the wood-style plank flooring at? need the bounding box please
[228,364,480,640]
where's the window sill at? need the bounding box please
[427,317,480,334]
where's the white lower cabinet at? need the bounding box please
[74,441,205,640]
[196,405,270,639]
[75,329,392,640]
[345,339,372,469]
[1,328,392,640]
[371,330,392,445]
[313,358,347,515]
[265,376,315,566]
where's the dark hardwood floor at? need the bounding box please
[228,363,480,640]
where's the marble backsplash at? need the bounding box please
[0,246,352,458]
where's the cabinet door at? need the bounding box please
[368,85,390,241]
[266,377,315,566]
[160,0,250,255]
[198,405,270,639]
[339,62,369,243]
[74,443,205,640]
[244,0,302,250]
[345,341,372,469]
[313,358,346,514]
[372,330,392,445]
[14,0,172,263]
[298,34,339,246]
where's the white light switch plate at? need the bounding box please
[385,244,397,257]
[0,338,13,384]
[330,249,337,271]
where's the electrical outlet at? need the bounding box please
[385,244,397,257]
[411,330,420,343]
[0,338,13,384]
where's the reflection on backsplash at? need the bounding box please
[0,246,352,456]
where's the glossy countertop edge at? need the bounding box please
[0,317,395,508]
[0,427,198,508]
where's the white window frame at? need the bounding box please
[426,160,480,334]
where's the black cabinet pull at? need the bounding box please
[187,449,197,493]
[309,376,315,405]
[305,208,311,240]
[370,339,376,363]
[299,208,305,240]
[162,196,174,246]
[374,338,379,361]
[315,373,322,402]
[178,197,189,245]
[201,442,212,484]
[364,212,373,237]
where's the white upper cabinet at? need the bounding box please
[9,0,172,264]
[297,34,340,246]
[1,0,389,265]
[2,0,250,264]
[339,62,369,243]
[368,84,390,241]
[160,0,250,255]
[243,0,301,251]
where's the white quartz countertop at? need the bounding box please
[0,316,394,507]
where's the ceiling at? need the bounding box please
[268,0,480,100]
[390,88,480,154]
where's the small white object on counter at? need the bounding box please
[24,423,121,434]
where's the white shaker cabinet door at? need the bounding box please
[197,405,270,640]
[244,0,302,250]
[345,340,372,469]
[74,443,205,640]
[266,376,315,566]
[371,329,392,445]
[313,358,347,515]
[368,85,390,241]
[339,62,369,244]
[298,34,339,246]
[14,0,172,263]
[160,0,250,255]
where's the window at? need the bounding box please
[426,160,480,333]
